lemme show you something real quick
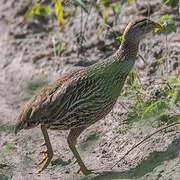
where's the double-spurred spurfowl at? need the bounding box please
[15,18,161,175]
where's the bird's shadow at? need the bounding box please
[80,137,180,180]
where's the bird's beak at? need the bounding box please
[153,23,162,29]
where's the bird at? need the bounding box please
[15,18,161,175]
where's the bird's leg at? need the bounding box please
[36,124,53,174]
[67,127,92,176]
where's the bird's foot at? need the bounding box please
[74,159,93,175]
[35,142,53,174]
[76,167,93,176]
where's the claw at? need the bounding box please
[37,155,48,166]
[35,144,53,174]
[35,158,49,174]
[40,143,46,147]
[35,125,53,174]
[40,150,48,154]
[36,146,53,173]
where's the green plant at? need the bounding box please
[56,43,65,56]
[35,5,50,15]
[23,0,88,27]
[116,35,123,41]
[123,67,179,128]
[3,143,15,151]
[155,14,177,32]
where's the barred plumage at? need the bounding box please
[15,18,162,175]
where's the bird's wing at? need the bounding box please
[27,69,89,124]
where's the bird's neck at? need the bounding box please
[104,37,140,94]
[87,37,140,92]
[116,37,139,61]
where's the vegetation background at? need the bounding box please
[0,0,179,179]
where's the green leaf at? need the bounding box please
[73,0,88,13]
[157,14,173,21]
[3,143,15,151]
[142,101,159,119]
[164,0,170,4]
[109,4,119,10]
[166,23,177,32]
[157,57,165,63]
[116,36,123,41]
[56,43,65,56]
[35,6,50,15]
[35,8,40,15]
[165,75,180,84]
[24,2,40,21]
[129,70,138,89]
[171,55,179,58]
[171,85,175,94]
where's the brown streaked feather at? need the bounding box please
[16,69,87,129]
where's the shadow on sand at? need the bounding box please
[80,137,180,180]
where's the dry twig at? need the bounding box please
[111,122,180,169]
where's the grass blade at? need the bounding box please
[24,1,40,21]
[142,101,159,119]
[73,0,88,13]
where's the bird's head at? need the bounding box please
[14,103,38,135]
[15,116,38,135]
[123,18,162,41]
[14,120,26,135]
[15,111,31,135]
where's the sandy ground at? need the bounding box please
[0,0,180,180]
